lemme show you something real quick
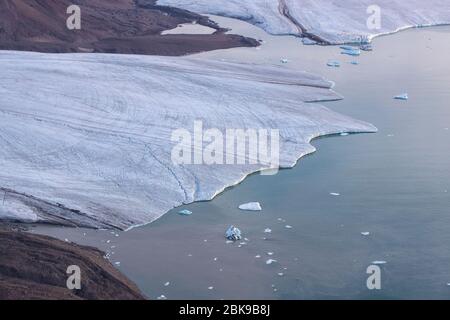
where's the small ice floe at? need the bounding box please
[114,262,121,266]
[372,260,387,265]
[203,239,208,242]
[394,93,408,100]
[327,60,340,67]
[302,38,317,45]
[267,252,274,256]
[266,259,277,265]
[285,225,293,229]
[361,232,371,236]
[164,282,170,287]
[208,286,214,290]
[225,225,242,241]
[341,48,361,56]
[157,295,167,300]
[178,209,192,216]
[188,253,193,257]
[239,202,262,211]
[360,44,373,51]
[213,257,218,261]
[244,238,249,241]
[255,255,261,258]
[340,45,356,50]
[277,272,284,277]
[106,240,111,244]
[330,192,341,196]
[264,228,272,234]
[64,238,70,242]
[225,240,233,244]
[280,58,289,64]
[340,132,350,136]
[111,245,116,249]
[239,242,247,246]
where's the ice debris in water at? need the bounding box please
[394,93,408,100]
[340,132,350,136]
[157,295,167,300]
[278,272,284,277]
[330,192,341,196]
[327,60,340,67]
[266,259,277,265]
[285,225,293,229]
[394,93,409,100]
[361,232,370,236]
[225,225,242,241]
[341,48,361,56]
[164,282,170,287]
[208,286,214,290]
[280,58,289,64]
[302,38,317,45]
[360,44,373,51]
[372,260,387,265]
[264,228,272,233]
[267,252,274,256]
[178,209,192,216]
[238,202,262,211]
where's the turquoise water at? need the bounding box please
[33,20,450,299]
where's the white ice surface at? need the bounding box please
[0,51,376,230]
[238,202,262,211]
[158,0,450,43]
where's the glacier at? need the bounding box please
[157,0,450,44]
[0,51,376,230]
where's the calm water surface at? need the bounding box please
[33,17,450,299]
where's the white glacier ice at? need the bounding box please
[158,0,450,44]
[0,51,376,229]
[238,202,262,211]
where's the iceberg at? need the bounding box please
[238,202,262,211]
[225,225,242,241]
[394,93,409,100]
[0,51,376,229]
[341,49,361,56]
[158,0,450,44]
[178,209,193,216]
[327,61,341,68]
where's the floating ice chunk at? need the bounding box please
[178,209,192,216]
[264,228,272,233]
[114,261,121,266]
[106,240,111,244]
[208,286,214,290]
[225,225,242,241]
[340,45,356,50]
[340,132,350,136]
[225,240,233,244]
[266,259,277,265]
[302,38,317,45]
[361,232,370,236]
[213,257,218,261]
[327,60,340,67]
[280,58,289,64]
[360,44,373,51]
[330,192,341,196]
[394,93,409,100]
[164,282,170,287]
[239,202,262,211]
[341,49,361,56]
[277,272,284,277]
[267,252,274,256]
[255,255,261,258]
[372,260,387,265]
[157,295,167,300]
[285,225,293,229]
[64,238,69,242]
